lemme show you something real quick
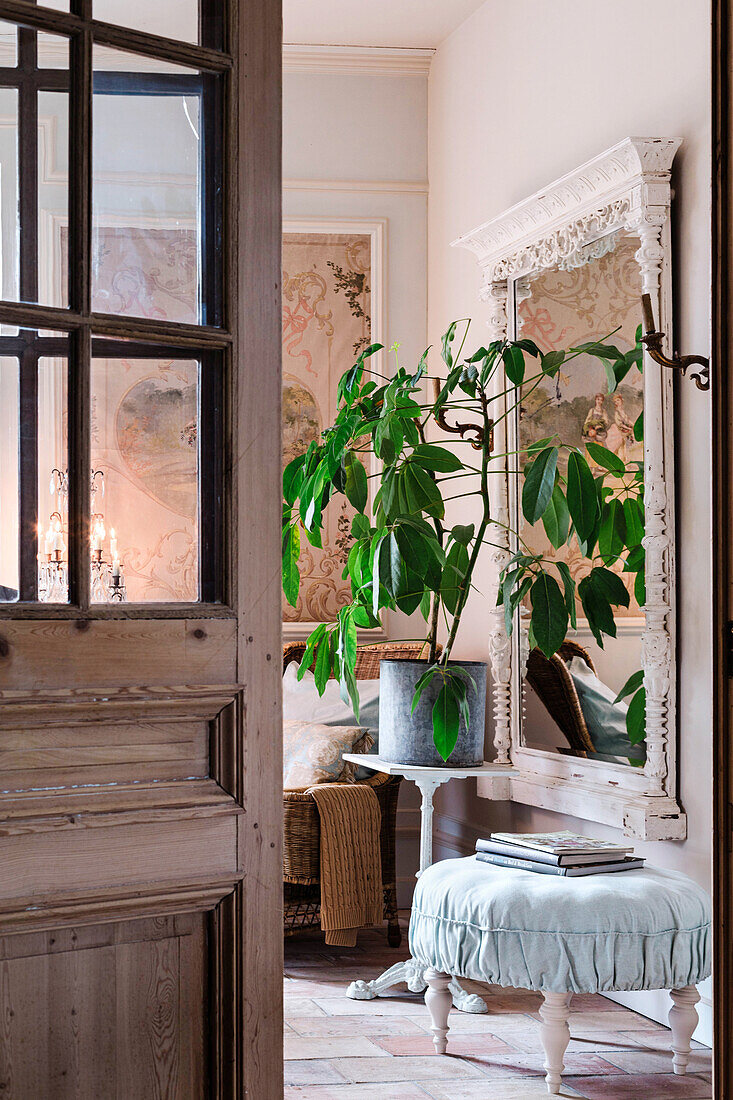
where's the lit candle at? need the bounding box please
[45,525,54,554]
[112,556,120,580]
[53,530,65,554]
[110,528,118,558]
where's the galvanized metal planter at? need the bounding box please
[378,658,487,767]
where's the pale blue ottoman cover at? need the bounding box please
[409,856,711,994]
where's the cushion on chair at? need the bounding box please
[283,720,372,789]
[409,856,711,995]
[283,660,381,779]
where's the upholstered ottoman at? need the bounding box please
[409,856,711,1094]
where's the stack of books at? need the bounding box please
[475,831,644,877]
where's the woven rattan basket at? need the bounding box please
[282,639,433,945]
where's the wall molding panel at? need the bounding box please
[283,44,434,77]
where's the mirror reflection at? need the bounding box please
[514,231,646,766]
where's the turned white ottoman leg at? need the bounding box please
[424,968,452,1054]
[669,986,700,1074]
[539,991,572,1095]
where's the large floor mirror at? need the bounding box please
[515,230,646,768]
[456,139,686,840]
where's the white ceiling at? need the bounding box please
[283,0,487,49]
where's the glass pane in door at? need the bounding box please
[92,45,221,325]
[0,24,69,307]
[90,355,200,603]
[0,358,19,601]
[92,0,221,47]
[37,353,68,602]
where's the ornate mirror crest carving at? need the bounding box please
[453,138,685,839]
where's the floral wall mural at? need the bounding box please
[282,232,372,623]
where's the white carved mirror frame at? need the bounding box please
[453,138,686,840]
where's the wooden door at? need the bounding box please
[0,0,282,1096]
[713,1,732,1096]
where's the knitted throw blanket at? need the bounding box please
[306,783,383,947]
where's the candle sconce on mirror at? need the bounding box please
[453,137,686,840]
[641,292,710,391]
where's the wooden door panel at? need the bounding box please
[0,618,237,691]
[0,914,208,1100]
[0,720,210,792]
[0,816,241,901]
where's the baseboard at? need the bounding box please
[433,811,483,857]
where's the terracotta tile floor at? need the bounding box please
[284,918,712,1100]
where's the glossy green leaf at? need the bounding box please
[623,497,645,548]
[502,344,525,386]
[586,441,625,477]
[634,569,646,606]
[351,513,371,541]
[591,566,631,609]
[542,482,571,549]
[541,349,565,377]
[395,561,424,616]
[566,451,598,541]
[555,560,577,629]
[282,524,301,607]
[441,542,469,615]
[529,573,568,658]
[626,686,646,745]
[577,573,616,646]
[451,523,475,547]
[432,682,460,761]
[441,322,459,368]
[522,446,559,525]
[298,623,326,678]
[313,636,331,695]
[598,498,627,563]
[343,450,368,512]
[403,463,445,519]
[614,668,644,703]
[412,665,439,713]
[515,338,540,357]
[283,454,306,505]
[633,411,644,442]
[411,443,463,473]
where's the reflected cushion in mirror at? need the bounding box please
[566,656,645,765]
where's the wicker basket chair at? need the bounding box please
[283,638,431,948]
[525,640,597,756]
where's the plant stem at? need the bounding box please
[440,389,492,665]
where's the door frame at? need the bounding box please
[712,0,732,1095]
[235,0,283,1095]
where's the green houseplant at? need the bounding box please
[282,319,646,763]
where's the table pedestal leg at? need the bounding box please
[346,775,486,1012]
[346,962,488,1013]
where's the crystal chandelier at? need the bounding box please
[38,468,127,603]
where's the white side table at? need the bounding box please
[341,753,517,1013]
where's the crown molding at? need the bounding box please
[283,44,434,77]
[452,137,681,280]
[283,177,428,194]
